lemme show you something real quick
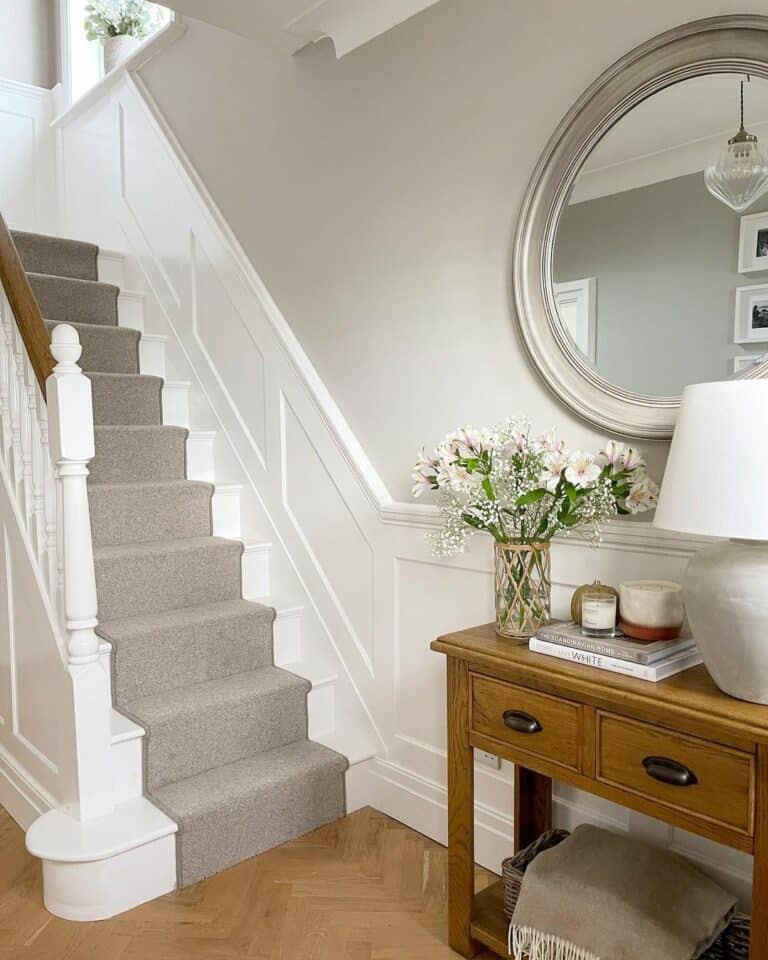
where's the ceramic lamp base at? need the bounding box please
[685,538,768,704]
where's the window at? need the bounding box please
[61,0,172,104]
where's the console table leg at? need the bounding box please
[447,657,478,957]
[751,744,768,959]
[514,765,552,853]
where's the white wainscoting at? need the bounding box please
[0,78,58,234]
[0,452,77,828]
[56,71,753,904]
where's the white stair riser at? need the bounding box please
[97,251,126,288]
[138,335,167,378]
[242,544,270,600]
[273,610,301,665]
[186,433,216,482]
[40,834,176,921]
[117,292,144,333]
[162,383,190,427]
[308,681,335,739]
[212,486,242,539]
[111,737,143,803]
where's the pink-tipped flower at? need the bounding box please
[626,476,658,513]
[565,450,601,489]
[540,451,568,492]
[602,440,626,466]
[621,447,645,471]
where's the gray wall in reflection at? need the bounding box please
[554,172,768,395]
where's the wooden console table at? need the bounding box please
[432,623,768,959]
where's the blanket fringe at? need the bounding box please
[508,924,601,960]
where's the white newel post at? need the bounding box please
[46,325,114,821]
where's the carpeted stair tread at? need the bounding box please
[88,479,213,546]
[87,372,163,425]
[152,739,348,886]
[91,425,187,483]
[94,536,243,621]
[125,666,311,791]
[12,230,98,281]
[98,599,275,702]
[45,320,139,375]
[28,272,119,326]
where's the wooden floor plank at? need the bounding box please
[0,805,499,958]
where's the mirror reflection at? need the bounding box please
[553,73,768,396]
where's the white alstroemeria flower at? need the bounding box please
[602,440,626,467]
[411,450,440,497]
[565,450,601,489]
[540,451,568,492]
[437,461,474,491]
[621,447,645,471]
[454,426,491,458]
[545,430,566,454]
[626,476,659,514]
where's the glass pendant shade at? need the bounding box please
[704,133,768,212]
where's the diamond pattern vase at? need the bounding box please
[494,542,551,639]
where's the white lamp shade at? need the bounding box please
[654,380,768,540]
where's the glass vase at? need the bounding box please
[494,541,551,639]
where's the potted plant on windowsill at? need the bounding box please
[84,0,153,73]
[412,420,658,639]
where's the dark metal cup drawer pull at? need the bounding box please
[503,710,542,734]
[642,755,698,787]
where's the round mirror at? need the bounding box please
[514,16,768,438]
[553,72,768,397]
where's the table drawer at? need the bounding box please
[596,712,754,835]
[471,674,581,772]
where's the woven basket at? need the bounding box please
[501,830,750,959]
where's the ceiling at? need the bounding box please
[164,0,442,57]
[573,73,768,202]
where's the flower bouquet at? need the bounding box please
[412,418,658,638]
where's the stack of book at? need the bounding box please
[530,621,701,682]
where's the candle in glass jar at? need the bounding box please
[581,591,617,638]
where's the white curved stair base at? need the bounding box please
[26,798,177,921]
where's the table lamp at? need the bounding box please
[654,379,768,703]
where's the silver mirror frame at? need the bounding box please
[513,15,768,439]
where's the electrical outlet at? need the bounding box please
[475,749,501,770]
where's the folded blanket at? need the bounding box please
[509,825,737,960]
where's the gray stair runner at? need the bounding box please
[14,229,347,887]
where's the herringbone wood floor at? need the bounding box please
[0,805,498,959]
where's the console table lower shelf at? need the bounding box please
[431,623,768,960]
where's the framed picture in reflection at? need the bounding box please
[738,212,768,274]
[735,284,768,342]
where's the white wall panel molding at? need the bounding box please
[0,78,57,233]
[285,0,443,58]
[55,70,744,891]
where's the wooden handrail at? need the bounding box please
[0,212,54,396]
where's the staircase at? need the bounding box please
[14,229,349,889]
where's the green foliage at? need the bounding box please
[84,0,154,41]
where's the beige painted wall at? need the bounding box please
[0,0,56,88]
[140,0,753,501]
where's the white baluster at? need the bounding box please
[38,400,59,614]
[25,362,46,566]
[4,308,21,498]
[0,292,10,468]
[46,324,113,821]
[13,324,34,534]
